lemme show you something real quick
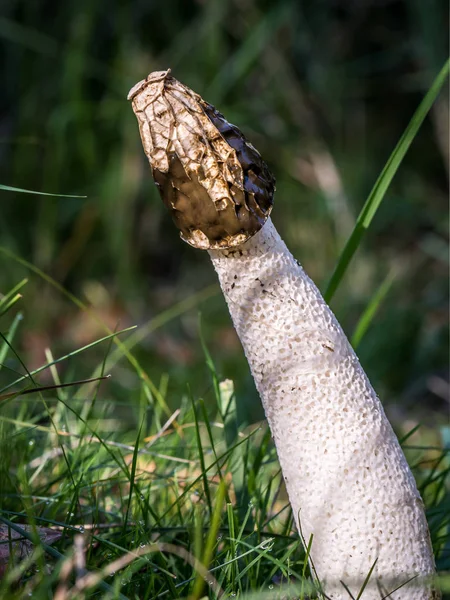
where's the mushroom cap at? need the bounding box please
[128,70,275,249]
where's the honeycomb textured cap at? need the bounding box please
[128,70,275,249]
[209,219,437,599]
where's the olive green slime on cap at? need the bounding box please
[128,70,275,250]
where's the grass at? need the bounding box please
[0,275,449,598]
[1,61,449,596]
[0,310,305,598]
[1,0,449,597]
[324,57,450,303]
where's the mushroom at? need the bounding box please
[129,70,438,599]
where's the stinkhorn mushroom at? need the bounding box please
[128,70,438,599]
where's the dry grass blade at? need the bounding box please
[67,542,224,598]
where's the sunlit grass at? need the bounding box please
[0,277,448,597]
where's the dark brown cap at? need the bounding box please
[128,70,275,249]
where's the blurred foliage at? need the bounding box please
[0,0,448,425]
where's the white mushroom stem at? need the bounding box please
[208,218,437,599]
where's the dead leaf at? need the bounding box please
[0,524,62,576]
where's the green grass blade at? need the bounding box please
[0,311,22,367]
[225,502,237,585]
[340,579,356,599]
[123,415,145,532]
[0,278,28,310]
[0,245,169,416]
[324,58,450,303]
[355,558,378,599]
[198,313,221,406]
[109,284,218,362]
[199,397,231,504]
[398,423,422,445]
[191,480,226,599]
[207,3,292,102]
[0,293,22,317]
[351,270,396,349]
[190,390,213,515]
[0,183,86,198]
[264,540,301,588]
[0,325,136,394]
[158,429,259,524]
[0,375,110,401]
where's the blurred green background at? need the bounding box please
[0,0,448,429]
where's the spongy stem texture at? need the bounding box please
[208,219,437,600]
